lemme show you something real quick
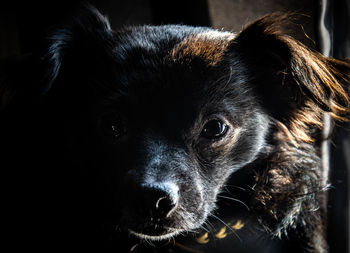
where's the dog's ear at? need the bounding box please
[232,14,350,142]
[45,6,114,93]
[0,6,114,110]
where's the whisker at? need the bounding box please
[209,213,242,242]
[204,219,215,232]
[198,223,210,233]
[146,238,156,247]
[217,195,250,211]
[223,184,248,192]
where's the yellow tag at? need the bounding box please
[231,220,244,230]
[195,232,209,244]
[215,226,227,239]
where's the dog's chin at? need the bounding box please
[125,202,212,241]
[128,228,184,241]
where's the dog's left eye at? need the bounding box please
[99,114,126,140]
[201,119,228,139]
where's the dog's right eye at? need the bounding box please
[99,114,126,140]
[200,119,228,139]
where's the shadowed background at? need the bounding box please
[0,0,348,252]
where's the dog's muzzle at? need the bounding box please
[127,181,182,239]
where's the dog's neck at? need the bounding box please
[251,131,328,251]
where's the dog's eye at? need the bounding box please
[99,114,126,140]
[201,119,228,139]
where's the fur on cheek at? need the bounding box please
[252,134,327,237]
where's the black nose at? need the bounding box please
[154,195,176,218]
[141,184,178,219]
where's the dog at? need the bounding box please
[1,7,349,253]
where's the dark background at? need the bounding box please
[0,0,318,58]
[0,0,348,252]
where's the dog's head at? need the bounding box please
[2,8,349,242]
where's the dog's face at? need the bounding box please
[86,25,271,240]
[5,8,348,246]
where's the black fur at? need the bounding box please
[1,7,349,253]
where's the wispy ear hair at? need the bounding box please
[236,13,350,142]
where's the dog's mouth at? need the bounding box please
[124,199,210,242]
[128,226,184,241]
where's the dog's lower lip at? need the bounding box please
[128,228,184,241]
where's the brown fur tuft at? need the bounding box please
[171,31,235,66]
[238,13,350,143]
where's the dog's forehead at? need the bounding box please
[111,26,237,103]
[170,30,236,66]
[113,25,236,68]
[108,26,239,126]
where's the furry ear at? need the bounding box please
[45,5,114,93]
[233,14,350,142]
[0,6,114,109]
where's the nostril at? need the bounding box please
[154,195,176,218]
[155,196,167,209]
[139,182,179,219]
